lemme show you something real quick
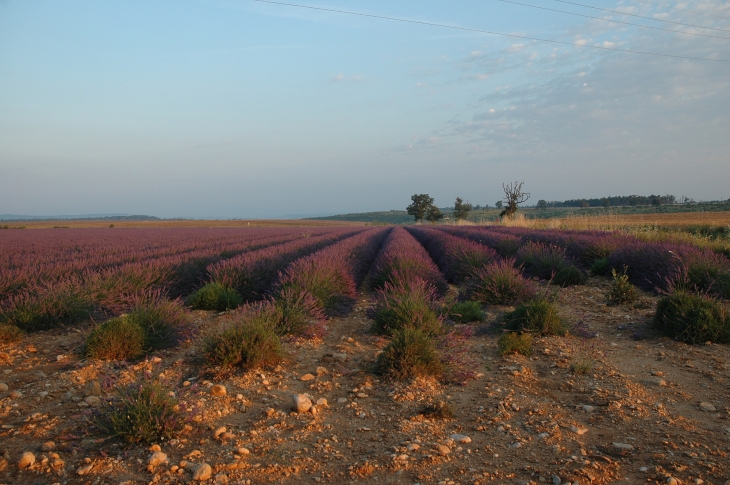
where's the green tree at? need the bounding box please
[495,201,503,209]
[536,200,547,210]
[453,197,473,221]
[499,181,530,219]
[406,194,434,223]
[425,205,443,223]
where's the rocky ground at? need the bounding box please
[1,276,729,485]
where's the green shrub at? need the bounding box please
[203,321,283,371]
[126,300,189,351]
[0,324,23,344]
[654,291,730,344]
[96,380,184,444]
[448,301,485,323]
[553,266,588,286]
[606,267,638,305]
[84,317,146,361]
[376,327,444,380]
[187,283,242,311]
[84,300,189,361]
[498,332,533,356]
[590,258,610,276]
[372,279,443,337]
[502,299,564,336]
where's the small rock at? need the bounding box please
[570,426,588,435]
[333,353,348,362]
[292,394,312,413]
[18,451,36,469]
[407,443,420,452]
[220,433,236,441]
[337,397,347,404]
[210,385,227,397]
[639,467,649,472]
[644,378,667,387]
[9,390,21,399]
[41,441,55,452]
[315,367,327,376]
[149,444,161,452]
[84,395,101,406]
[0,382,8,392]
[300,373,315,381]
[193,463,212,481]
[449,434,472,444]
[699,402,716,412]
[538,433,550,439]
[316,398,328,407]
[213,427,227,440]
[356,393,367,399]
[84,381,102,397]
[436,444,451,456]
[693,479,703,485]
[77,463,93,475]
[214,472,229,484]
[552,475,562,485]
[148,452,168,467]
[582,405,595,413]
[613,442,634,451]
[0,458,6,472]
[310,406,318,415]
[237,447,250,455]
[666,477,678,485]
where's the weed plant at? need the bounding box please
[186,283,242,311]
[467,258,534,305]
[654,291,730,344]
[590,258,610,275]
[516,242,587,286]
[418,402,455,419]
[448,301,485,323]
[569,355,595,374]
[96,379,185,444]
[376,327,444,380]
[498,332,533,356]
[607,267,638,305]
[502,299,564,335]
[0,323,23,344]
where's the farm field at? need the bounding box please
[0,223,729,485]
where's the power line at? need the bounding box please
[554,0,730,34]
[630,0,730,21]
[498,0,730,40]
[253,0,730,62]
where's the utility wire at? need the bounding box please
[498,0,730,40]
[554,0,730,33]
[254,0,730,62]
[630,0,730,21]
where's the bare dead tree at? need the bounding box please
[500,181,530,219]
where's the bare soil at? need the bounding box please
[1,276,729,485]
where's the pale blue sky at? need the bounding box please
[1,0,728,218]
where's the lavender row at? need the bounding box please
[207,228,365,302]
[0,228,332,300]
[405,226,498,283]
[279,227,390,312]
[368,227,447,294]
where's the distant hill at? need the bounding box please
[306,210,414,224]
[0,214,160,221]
